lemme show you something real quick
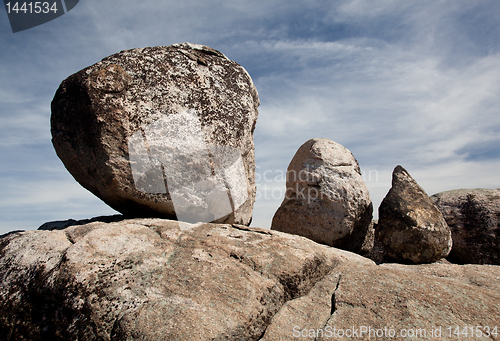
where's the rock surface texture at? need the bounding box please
[51,43,259,225]
[377,166,452,264]
[271,138,373,253]
[1,218,499,340]
[432,188,500,265]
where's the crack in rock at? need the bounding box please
[330,275,342,316]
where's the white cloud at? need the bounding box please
[0,177,117,234]
[253,37,500,156]
[0,109,50,146]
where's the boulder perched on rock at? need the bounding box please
[271,138,373,253]
[377,166,452,264]
[432,188,500,265]
[1,217,499,340]
[51,43,259,225]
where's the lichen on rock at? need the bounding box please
[51,43,259,225]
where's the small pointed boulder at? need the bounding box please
[377,165,452,264]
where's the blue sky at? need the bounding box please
[1,0,500,234]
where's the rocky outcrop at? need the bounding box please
[51,43,259,225]
[262,262,500,340]
[0,218,367,340]
[376,166,452,264]
[432,188,500,265]
[1,218,499,340]
[271,138,373,253]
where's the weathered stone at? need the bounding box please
[51,43,259,225]
[360,220,376,255]
[1,217,499,340]
[271,138,373,253]
[0,217,366,340]
[432,188,500,265]
[376,165,452,264]
[262,262,500,341]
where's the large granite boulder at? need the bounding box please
[271,138,373,253]
[51,43,259,225]
[376,166,452,264]
[1,218,499,340]
[432,188,500,265]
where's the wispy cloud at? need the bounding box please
[0,176,117,232]
[254,38,500,156]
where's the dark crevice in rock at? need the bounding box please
[310,275,342,341]
[332,162,353,167]
[229,252,242,260]
[38,214,128,231]
[330,275,342,316]
[277,256,332,302]
[307,274,343,341]
[197,57,208,66]
[231,224,272,235]
[64,231,75,244]
[197,46,222,57]
[256,326,268,340]
[0,230,25,239]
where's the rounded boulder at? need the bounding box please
[51,43,259,225]
[271,138,373,253]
